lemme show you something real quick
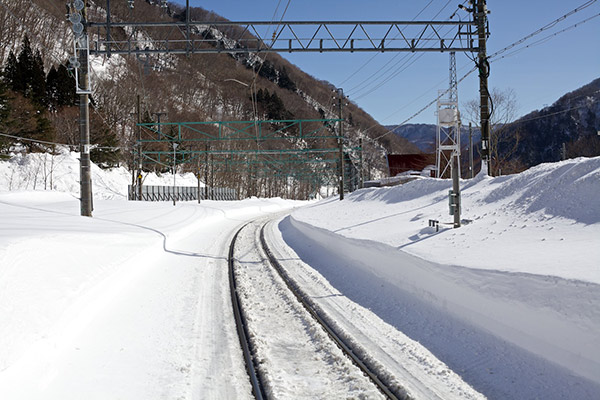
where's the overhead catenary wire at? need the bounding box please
[368,0,599,140]
[488,0,597,61]
[338,0,437,87]
[346,0,455,99]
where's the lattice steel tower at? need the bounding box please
[436,52,461,178]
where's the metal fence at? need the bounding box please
[128,185,238,201]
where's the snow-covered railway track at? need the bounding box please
[228,219,405,399]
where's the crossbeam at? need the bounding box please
[88,18,477,55]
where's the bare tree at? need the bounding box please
[464,87,522,176]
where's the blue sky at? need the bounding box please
[172,0,600,125]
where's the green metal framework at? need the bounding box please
[136,118,361,198]
[138,119,341,143]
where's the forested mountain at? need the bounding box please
[510,78,600,168]
[0,0,418,198]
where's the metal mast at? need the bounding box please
[436,52,460,179]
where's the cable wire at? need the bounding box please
[367,0,599,139]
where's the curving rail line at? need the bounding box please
[228,219,407,400]
[228,222,266,400]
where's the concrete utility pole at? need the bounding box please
[76,1,92,217]
[336,88,345,200]
[451,156,461,228]
[359,137,364,189]
[475,0,491,175]
[469,122,474,179]
[136,94,143,200]
[205,143,209,200]
[197,158,201,204]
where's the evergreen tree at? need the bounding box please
[2,51,18,90]
[1,92,54,152]
[15,36,34,95]
[57,64,77,107]
[46,66,59,107]
[277,67,296,92]
[90,109,121,168]
[31,50,47,106]
[46,64,76,109]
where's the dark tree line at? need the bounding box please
[0,36,119,167]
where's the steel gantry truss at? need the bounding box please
[87,19,479,55]
[70,0,491,216]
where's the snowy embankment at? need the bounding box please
[0,148,200,200]
[286,157,600,399]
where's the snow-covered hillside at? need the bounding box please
[0,153,599,399]
[0,148,200,200]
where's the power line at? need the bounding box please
[372,66,477,140]
[347,1,460,99]
[489,0,598,60]
[491,12,600,62]
[0,132,119,150]
[338,0,437,86]
[368,0,599,139]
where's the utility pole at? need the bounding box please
[451,156,461,228]
[204,143,209,200]
[475,0,491,175]
[72,1,93,217]
[469,122,474,179]
[359,137,364,189]
[152,111,167,140]
[336,88,345,200]
[197,157,201,204]
[136,94,143,200]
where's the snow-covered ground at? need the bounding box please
[288,156,600,399]
[0,151,599,399]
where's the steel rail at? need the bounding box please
[228,223,266,400]
[258,222,407,400]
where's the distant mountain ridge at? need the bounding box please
[387,77,600,173]
[386,123,480,153]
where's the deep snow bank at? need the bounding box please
[292,156,600,283]
[287,156,600,398]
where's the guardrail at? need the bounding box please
[128,185,238,201]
